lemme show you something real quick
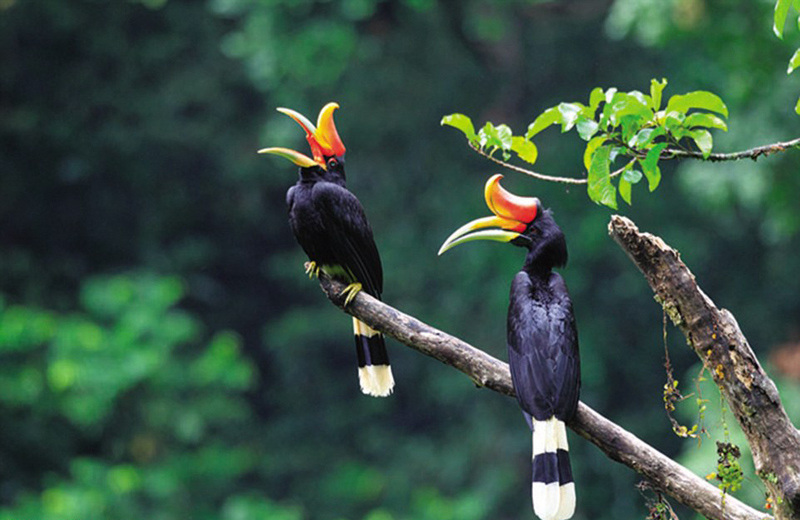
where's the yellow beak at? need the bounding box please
[257,147,318,168]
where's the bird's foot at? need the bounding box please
[340,282,362,306]
[304,261,320,279]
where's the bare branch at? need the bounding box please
[316,272,770,520]
[609,215,800,520]
[664,137,800,162]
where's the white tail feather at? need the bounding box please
[531,417,574,520]
[532,482,560,520]
[555,483,576,520]
[358,365,394,397]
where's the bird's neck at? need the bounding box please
[522,235,567,277]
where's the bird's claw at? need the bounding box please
[304,261,320,279]
[341,282,362,306]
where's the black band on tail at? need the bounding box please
[532,449,573,485]
[355,334,389,367]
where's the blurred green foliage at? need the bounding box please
[1,1,799,519]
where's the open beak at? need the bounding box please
[438,174,540,255]
[258,102,346,170]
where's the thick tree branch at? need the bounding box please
[316,272,770,520]
[609,215,800,520]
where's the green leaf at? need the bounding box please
[666,91,728,118]
[478,122,513,153]
[622,167,643,184]
[441,113,477,142]
[775,0,792,38]
[664,111,686,133]
[511,136,538,164]
[640,143,667,191]
[796,94,800,115]
[618,163,641,206]
[684,112,728,131]
[576,116,599,141]
[603,92,652,127]
[587,144,617,209]
[650,78,667,111]
[583,135,608,171]
[619,176,632,205]
[589,87,605,112]
[628,126,665,148]
[558,102,583,132]
[689,129,713,158]
[526,107,561,139]
[788,47,800,74]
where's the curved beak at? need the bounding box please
[438,174,540,255]
[257,146,318,168]
[259,103,346,170]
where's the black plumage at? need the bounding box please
[261,103,394,397]
[438,176,580,520]
[507,210,580,426]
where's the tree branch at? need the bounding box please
[664,137,800,162]
[467,137,800,185]
[316,272,770,520]
[609,215,800,520]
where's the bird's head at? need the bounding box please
[258,102,347,181]
[438,174,567,269]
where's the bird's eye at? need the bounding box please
[327,158,338,169]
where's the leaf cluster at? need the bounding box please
[706,441,744,495]
[442,79,729,209]
[774,0,800,113]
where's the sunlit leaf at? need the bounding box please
[440,113,477,142]
[589,87,605,112]
[587,144,617,209]
[526,107,561,139]
[628,126,665,148]
[650,78,667,111]
[604,92,652,127]
[666,91,728,118]
[775,0,792,38]
[690,129,714,158]
[684,112,728,131]
[495,124,513,150]
[640,143,668,191]
[558,102,583,132]
[664,111,686,133]
[511,136,538,164]
[622,167,643,184]
[576,116,599,140]
[796,94,800,115]
[583,135,608,171]
[788,47,800,74]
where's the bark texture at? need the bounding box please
[317,271,770,520]
[608,215,800,520]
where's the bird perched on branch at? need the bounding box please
[439,174,580,520]
[259,102,394,397]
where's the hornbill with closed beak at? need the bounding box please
[439,175,580,520]
[259,102,394,397]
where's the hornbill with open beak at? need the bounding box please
[439,175,580,520]
[259,103,394,397]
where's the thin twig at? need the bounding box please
[663,137,800,162]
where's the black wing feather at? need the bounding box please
[507,271,580,422]
[312,182,383,298]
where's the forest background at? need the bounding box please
[2,1,800,519]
